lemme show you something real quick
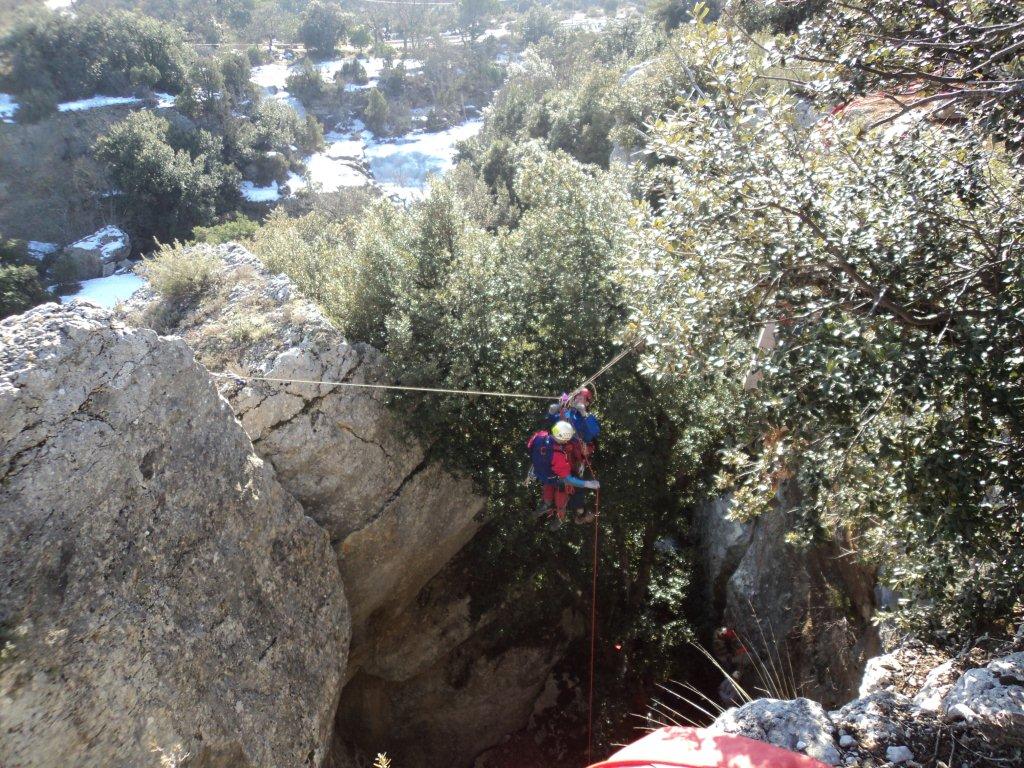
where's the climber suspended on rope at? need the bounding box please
[549,387,601,525]
[527,386,602,529]
[528,420,600,530]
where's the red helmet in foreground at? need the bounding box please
[587,726,832,768]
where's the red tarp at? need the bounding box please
[586,726,832,768]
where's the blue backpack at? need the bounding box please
[527,430,562,485]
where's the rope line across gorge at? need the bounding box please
[210,336,645,402]
[210,372,558,401]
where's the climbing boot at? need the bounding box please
[574,510,596,525]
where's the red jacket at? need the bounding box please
[550,444,571,479]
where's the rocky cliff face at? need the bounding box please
[694,486,880,707]
[123,245,485,663]
[0,302,349,768]
[120,244,559,767]
[335,558,571,768]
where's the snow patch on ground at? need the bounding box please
[241,180,283,202]
[250,62,292,91]
[477,26,510,42]
[58,95,141,112]
[561,11,608,31]
[60,273,145,308]
[27,241,59,260]
[248,57,483,200]
[289,117,481,199]
[365,119,483,201]
[0,94,19,122]
[1,90,173,120]
[285,171,308,195]
[305,154,370,191]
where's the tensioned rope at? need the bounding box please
[210,372,556,400]
[210,336,645,403]
[572,336,646,397]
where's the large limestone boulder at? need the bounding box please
[123,244,485,659]
[62,225,131,279]
[0,302,349,768]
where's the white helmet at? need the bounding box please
[551,420,575,444]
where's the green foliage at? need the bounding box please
[0,11,192,101]
[647,0,696,32]
[620,21,1024,639]
[476,50,619,167]
[176,58,229,122]
[139,240,220,304]
[792,0,1024,150]
[251,144,723,713]
[341,58,369,85]
[378,62,408,99]
[349,26,372,48]
[94,111,239,244]
[219,50,257,104]
[363,88,390,135]
[250,99,324,155]
[0,263,49,319]
[516,3,557,44]
[191,217,259,245]
[50,253,82,292]
[285,60,325,103]
[299,1,348,57]
[10,86,57,123]
[0,238,29,265]
[457,0,499,39]
[726,0,823,33]
[73,0,257,44]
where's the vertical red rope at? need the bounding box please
[586,489,599,765]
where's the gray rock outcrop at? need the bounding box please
[62,225,131,279]
[0,302,349,768]
[719,637,1024,766]
[944,652,1024,745]
[711,698,841,765]
[124,244,550,767]
[694,483,880,706]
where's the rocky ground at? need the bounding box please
[711,629,1024,767]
